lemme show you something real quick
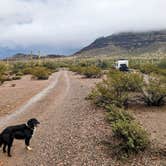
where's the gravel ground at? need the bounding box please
[0,70,165,165]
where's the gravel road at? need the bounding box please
[0,70,113,166]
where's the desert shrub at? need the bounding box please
[42,61,58,72]
[88,70,143,108]
[81,66,102,78]
[12,76,21,80]
[0,62,8,84]
[22,67,33,75]
[111,119,149,155]
[0,62,7,74]
[96,59,113,69]
[88,80,129,108]
[108,70,143,92]
[69,65,84,74]
[138,63,166,76]
[107,105,134,123]
[11,62,27,74]
[16,72,23,76]
[142,75,166,106]
[158,60,166,69]
[0,75,6,85]
[139,64,158,74]
[31,67,50,80]
[70,65,102,78]
[107,105,150,156]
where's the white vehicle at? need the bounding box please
[115,59,129,71]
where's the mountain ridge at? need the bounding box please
[74,30,166,56]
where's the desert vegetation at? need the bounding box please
[87,58,166,158]
[0,60,70,83]
[107,106,150,156]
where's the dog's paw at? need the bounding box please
[8,154,12,157]
[26,146,33,151]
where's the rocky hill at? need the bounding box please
[74,30,166,56]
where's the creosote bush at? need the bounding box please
[111,120,149,155]
[31,67,50,80]
[82,66,102,78]
[70,65,102,78]
[88,70,143,108]
[0,62,8,84]
[107,105,134,123]
[107,105,150,156]
[142,75,166,106]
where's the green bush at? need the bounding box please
[111,119,149,154]
[107,105,150,156]
[70,65,102,78]
[31,67,50,80]
[69,65,83,74]
[12,76,21,80]
[88,80,129,108]
[16,72,23,76]
[0,62,8,84]
[138,64,166,76]
[0,62,7,74]
[108,70,143,92]
[11,62,27,74]
[96,59,113,69]
[107,105,134,123]
[158,60,166,69]
[88,70,143,108]
[42,61,58,72]
[142,75,166,106]
[22,67,33,75]
[82,66,102,78]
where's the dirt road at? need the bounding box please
[0,70,112,166]
[1,70,165,166]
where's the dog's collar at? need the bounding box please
[26,123,34,130]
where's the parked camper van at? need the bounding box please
[115,59,129,71]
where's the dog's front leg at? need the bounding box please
[7,145,12,157]
[7,138,14,157]
[25,138,32,151]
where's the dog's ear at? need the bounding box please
[27,119,34,128]
[27,118,40,128]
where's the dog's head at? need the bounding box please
[27,118,40,129]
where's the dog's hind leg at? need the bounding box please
[3,144,6,153]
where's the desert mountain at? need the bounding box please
[74,30,166,56]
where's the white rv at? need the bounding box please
[115,59,129,71]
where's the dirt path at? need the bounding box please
[0,70,113,166]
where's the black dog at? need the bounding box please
[0,118,40,157]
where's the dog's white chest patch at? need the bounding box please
[33,127,36,136]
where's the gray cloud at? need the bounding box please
[0,0,166,55]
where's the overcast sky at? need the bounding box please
[0,0,166,56]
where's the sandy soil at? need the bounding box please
[0,70,165,165]
[131,105,166,147]
[0,75,52,116]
